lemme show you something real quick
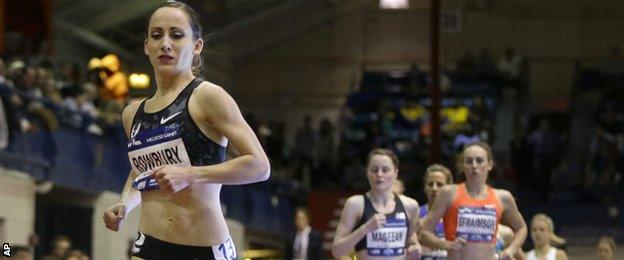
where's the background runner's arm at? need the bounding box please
[119,100,143,210]
[419,186,453,250]
[406,198,421,246]
[119,170,141,211]
[188,84,270,184]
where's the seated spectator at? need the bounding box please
[476,48,501,85]
[43,235,72,260]
[550,157,581,198]
[596,236,617,260]
[68,83,103,135]
[452,126,480,153]
[10,245,33,260]
[294,115,317,189]
[63,249,89,260]
[0,57,8,84]
[498,47,524,87]
[13,64,59,131]
[340,156,367,191]
[456,51,477,82]
[63,83,99,120]
[56,61,81,99]
[528,119,563,193]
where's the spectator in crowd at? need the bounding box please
[596,236,617,260]
[407,62,426,94]
[475,48,499,83]
[13,64,59,131]
[452,125,481,155]
[316,118,336,188]
[456,51,477,82]
[56,61,81,99]
[43,235,72,260]
[286,207,325,260]
[63,249,89,260]
[267,121,286,164]
[10,245,33,260]
[62,82,103,135]
[550,156,581,200]
[63,83,99,118]
[0,57,8,84]
[528,119,563,196]
[294,115,317,189]
[340,156,368,191]
[587,110,621,201]
[498,47,525,89]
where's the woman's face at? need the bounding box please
[530,219,550,246]
[145,7,202,76]
[424,171,448,204]
[367,155,398,192]
[461,145,493,182]
[596,241,614,260]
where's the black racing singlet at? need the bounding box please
[354,193,410,257]
[127,78,226,191]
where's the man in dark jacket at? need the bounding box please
[286,207,324,260]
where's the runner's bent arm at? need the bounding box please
[419,186,454,250]
[332,196,375,258]
[187,84,270,184]
[499,190,527,257]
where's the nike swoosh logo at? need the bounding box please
[160,111,182,124]
[131,123,141,138]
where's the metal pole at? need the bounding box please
[429,0,441,163]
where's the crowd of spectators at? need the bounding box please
[1,37,622,255]
[9,235,90,260]
[0,51,127,144]
[250,46,622,207]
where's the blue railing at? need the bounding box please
[0,83,129,191]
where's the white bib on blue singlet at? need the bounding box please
[127,123,191,191]
[366,212,408,256]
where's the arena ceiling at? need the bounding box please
[51,0,623,85]
[52,0,377,85]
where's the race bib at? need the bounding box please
[456,206,497,242]
[212,237,237,260]
[127,124,191,191]
[366,214,408,256]
[422,249,447,260]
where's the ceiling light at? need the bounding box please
[380,0,409,9]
